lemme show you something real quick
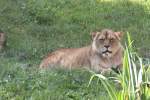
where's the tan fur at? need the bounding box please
[0,32,6,50]
[40,29,124,73]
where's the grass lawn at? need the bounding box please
[0,0,150,99]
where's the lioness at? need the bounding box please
[40,29,124,73]
[0,32,6,50]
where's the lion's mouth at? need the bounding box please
[102,50,112,54]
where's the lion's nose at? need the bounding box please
[104,45,110,48]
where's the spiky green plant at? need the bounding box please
[88,33,150,100]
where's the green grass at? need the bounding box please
[0,57,108,99]
[0,0,150,99]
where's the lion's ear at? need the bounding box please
[90,32,97,39]
[114,32,124,40]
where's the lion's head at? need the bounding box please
[91,29,123,58]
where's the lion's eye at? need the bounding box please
[99,38,104,41]
[110,39,114,42]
